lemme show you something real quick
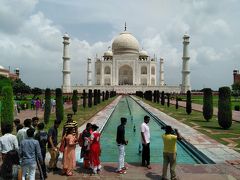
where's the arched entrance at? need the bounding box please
[118,65,133,85]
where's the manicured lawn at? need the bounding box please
[178,95,240,110]
[143,99,240,152]
[42,97,117,140]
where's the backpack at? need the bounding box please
[78,132,83,147]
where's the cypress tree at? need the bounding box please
[153,90,157,103]
[161,91,165,105]
[186,90,192,115]
[156,90,160,103]
[55,88,64,121]
[93,89,97,105]
[97,90,101,104]
[218,87,232,129]
[72,90,78,115]
[106,91,109,100]
[83,90,86,108]
[88,89,92,108]
[167,93,170,107]
[102,91,105,102]
[44,88,51,124]
[203,88,213,121]
[1,86,14,130]
[176,97,179,109]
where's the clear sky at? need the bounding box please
[0,0,239,90]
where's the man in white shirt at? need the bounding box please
[17,118,32,145]
[0,124,19,160]
[141,115,151,169]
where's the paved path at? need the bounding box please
[14,103,72,123]
[44,96,240,179]
[170,100,240,122]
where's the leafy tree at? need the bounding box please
[44,88,51,124]
[12,79,31,95]
[31,87,42,99]
[72,90,78,115]
[88,89,92,108]
[203,88,213,121]
[0,75,12,92]
[1,86,14,130]
[55,88,64,121]
[82,90,86,108]
[232,83,240,101]
[186,90,192,115]
[161,91,165,105]
[218,87,232,129]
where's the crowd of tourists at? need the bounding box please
[0,114,101,180]
[0,112,182,180]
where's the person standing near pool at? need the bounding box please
[162,125,182,180]
[141,115,151,169]
[116,117,128,174]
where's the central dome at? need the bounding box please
[112,32,140,55]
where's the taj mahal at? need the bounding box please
[62,25,191,94]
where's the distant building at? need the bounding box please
[0,65,19,81]
[233,69,240,84]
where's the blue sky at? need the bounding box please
[0,0,239,90]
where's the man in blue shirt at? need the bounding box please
[20,128,43,180]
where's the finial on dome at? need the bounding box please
[124,22,127,31]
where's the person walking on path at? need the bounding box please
[62,113,78,138]
[16,118,32,145]
[80,123,92,169]
[0,124,19,161]
[47,120,61,171]
[35,122,48,179]
[20,128,43,180]
[90,124,101,174]
[62,127,77,176]
[116,117,128,174]
[141,115,151,169]
[162,125,182,180]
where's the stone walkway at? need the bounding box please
[44,96,240,179]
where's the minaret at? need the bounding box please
[159,58,165,86]
[87,58,92,86]
[62,33,71,93]
[181,34,191,93]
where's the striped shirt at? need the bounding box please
[63,121,78,135]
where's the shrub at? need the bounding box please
[234,105,240,111]
[203,88,213,121]
[44,88,51,124]
[218,87,232,129]
[186,90,192,115]
[55,88,64,121]
[72,90,78,114]
[1,86,14,130]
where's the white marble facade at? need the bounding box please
[95,30,157,86]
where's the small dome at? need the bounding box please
[0,65,5,69]
[63,33,70,39]
[139,50,148,57]
[104,50,113,57]
[112,32,139,54]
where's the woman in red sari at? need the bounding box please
[90,124,101,174]
[62,127,77,176]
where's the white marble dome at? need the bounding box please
[139,50,148,57]
[104,50,113,57]
[112,32,140,54]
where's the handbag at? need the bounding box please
[59,138,66,152]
